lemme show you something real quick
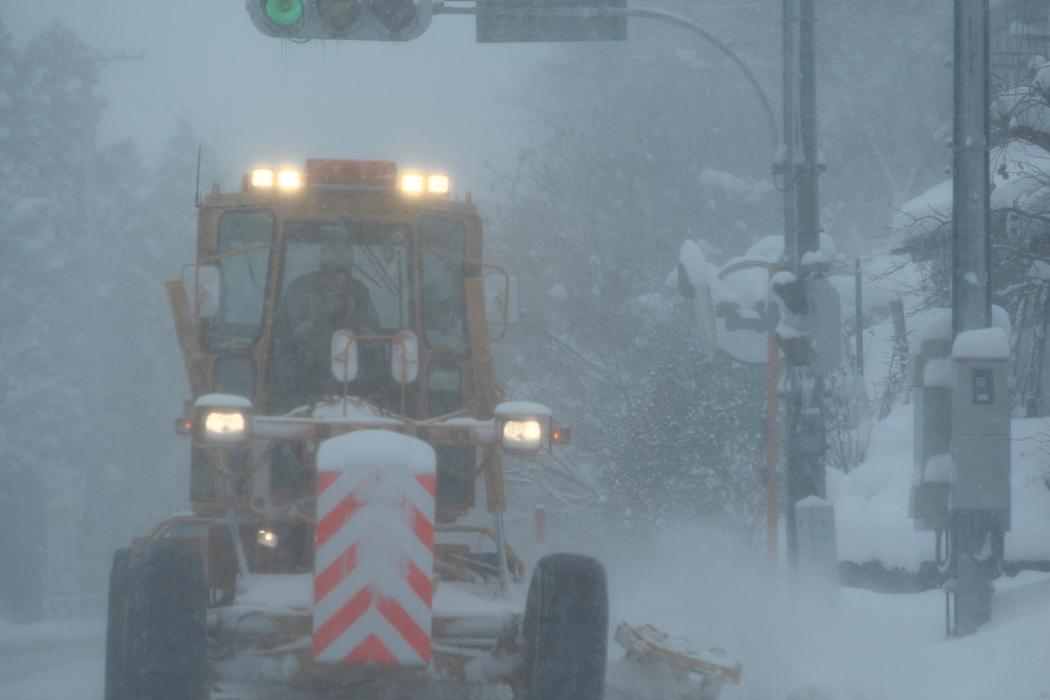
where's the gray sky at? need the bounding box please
[7,1,551,197]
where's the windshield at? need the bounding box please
[278,220,411,332]
[268,219,412,412]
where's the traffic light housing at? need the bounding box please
[247,0,434,41]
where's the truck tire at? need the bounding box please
[104,548,131,700]
[127,542,208,700]
[522,554,608,700]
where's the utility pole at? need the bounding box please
[796,0,820,263]
[952,0,992,334]
[782,0,796,265]
[779,0,835,568]
[949,0,1008,638]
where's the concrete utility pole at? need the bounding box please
[782,0,796,264]
[952,0,992,334]
[780,0,833,566]
[949,0,1008,638]
[796,0,820,263]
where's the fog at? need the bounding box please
[9,1,545,194]
[2,2,1049,699]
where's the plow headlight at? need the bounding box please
[194,394,253,444]
[495,401,553,455]
[502,419,545,451]
[204,411,248,438]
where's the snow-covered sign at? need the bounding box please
[715,261,774,364]
[676,235,847,365]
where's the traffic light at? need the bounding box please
[247,0,433,41]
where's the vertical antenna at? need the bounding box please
[195,144,202,207]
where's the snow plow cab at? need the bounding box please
[104,159,609,700]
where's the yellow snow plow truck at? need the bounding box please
[103,159,606,700]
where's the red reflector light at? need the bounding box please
[551,426,571,445]
[175,417,194,436]
[305,159,398,188]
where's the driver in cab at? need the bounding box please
[273,241,379,411]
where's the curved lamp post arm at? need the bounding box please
[609,6,779,152]
[436,2,780,151]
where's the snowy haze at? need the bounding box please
[8,1,545,194]
[3,2,1050,699]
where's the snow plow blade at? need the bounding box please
[614,623,742,685]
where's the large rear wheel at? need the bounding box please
[127,542,208,700]
[521,553,608,700]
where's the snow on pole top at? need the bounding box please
[952,326,1010,360]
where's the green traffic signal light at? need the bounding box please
[265,0,304,27]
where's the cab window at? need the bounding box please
[420,215,467,349]
[204,209,273,351]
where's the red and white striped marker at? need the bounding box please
[312,431,436,667]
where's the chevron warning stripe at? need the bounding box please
[312,431,436,667]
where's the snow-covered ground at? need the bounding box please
[606,525,1050,700]
[0,617,103,700]
[1,562,1049,700]
[830,405,1050,571]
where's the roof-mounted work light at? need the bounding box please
[399,171,451,196]
[247,166,303,193]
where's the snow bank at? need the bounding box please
[893,139,1050,247]
[677,239,715,290]
[831,405,931,571]
[602,522,1050,700]
[833,406,1050,570]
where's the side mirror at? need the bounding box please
[331,330,359,383]
[196,264,221,320]
[485,271,520,329]
[391,330,420,385]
